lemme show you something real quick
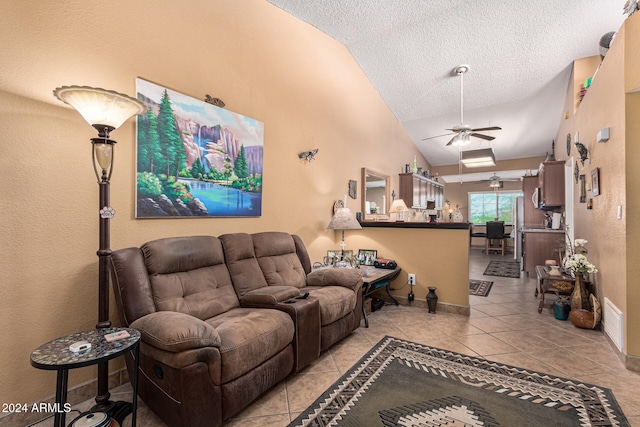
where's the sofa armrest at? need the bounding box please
[130,311,221,353]
[306,268,363,291]
[239,286,301,306]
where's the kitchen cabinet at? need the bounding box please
[399,173,444,210]
[538,161,565,208]
[522,175,546,228]
[522,230,564,276]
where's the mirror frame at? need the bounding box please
[361,167,390,221]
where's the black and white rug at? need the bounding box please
[288,336,628,427]
[469,279,493,297]
[483,260,521,278]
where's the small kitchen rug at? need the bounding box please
[469,279,493,297]
[288,336,629,427]
[483,260,520,278]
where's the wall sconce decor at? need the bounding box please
[298,148,318,162]
[53,85,146,416]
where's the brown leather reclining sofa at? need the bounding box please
[110,231,363,427]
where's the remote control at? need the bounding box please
[296,292,310,299]
[104,330,131,342]
[69,341,91,353]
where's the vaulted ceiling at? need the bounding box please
[267,1,626,177]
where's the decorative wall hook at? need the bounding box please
[204,95,225,108]
[298,148,318,162]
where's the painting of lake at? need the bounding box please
[135,78,263,218]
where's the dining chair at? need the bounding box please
[485,221,506,256]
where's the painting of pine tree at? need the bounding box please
[135,78,263,218]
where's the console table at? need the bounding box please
[535,265,585,313]
[30,327,140,427]
[361,267,401,327]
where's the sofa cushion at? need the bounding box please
[252,232,306,288]
[142,236,239,320]
[300,286,357,326]
[219,233,269,297]
[206,308,295,383]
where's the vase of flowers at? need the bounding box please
[562,237,597,312]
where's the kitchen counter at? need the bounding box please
[522,227,564,233]
[360,221,470,230]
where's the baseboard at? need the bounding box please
[378,294,470,316]
[0,368,129,427]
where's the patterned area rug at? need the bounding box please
[483,260,521,278]
[469,279,493,297]
[288,336,628,427]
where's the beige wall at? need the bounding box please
[0,0,429,405]
[554,13,640,363]
[348,227,470,306]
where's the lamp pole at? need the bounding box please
[92,129,117,410]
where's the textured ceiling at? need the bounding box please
[266,0,626,172]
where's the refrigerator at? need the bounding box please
[512,196,524,263]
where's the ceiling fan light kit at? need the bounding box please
[460,148,496,168]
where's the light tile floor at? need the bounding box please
[33,249,640,426]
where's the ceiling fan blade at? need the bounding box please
[445,135,458,146]
[422,132,455,141]
[470,133,495,141]
[471,126,502,132]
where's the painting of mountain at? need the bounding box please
[135,78,263,218]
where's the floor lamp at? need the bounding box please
[53,86,146,414]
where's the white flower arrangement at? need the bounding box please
[563,237,597,278]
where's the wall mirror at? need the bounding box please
[361,168,390,221]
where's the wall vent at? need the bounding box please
[604,297,623,352]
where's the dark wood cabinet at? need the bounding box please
[399,173,444,210]
[538,161,565,207]
[522,231,563,276]
[522,175,546,228]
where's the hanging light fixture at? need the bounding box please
[489,174,502,188]
[460,148,496,168]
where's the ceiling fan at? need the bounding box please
[483,173,520,188]
[422,64,501,146]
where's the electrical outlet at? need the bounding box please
[408,274,416,285]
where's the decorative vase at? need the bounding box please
[553,301,570,320]
[426,287,438,313]
[570,274,589,311]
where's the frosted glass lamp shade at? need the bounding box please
[451,132,471,146]
[94,143,113,170]
[53,86,146,131]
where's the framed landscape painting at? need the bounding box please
[135,78,264,218]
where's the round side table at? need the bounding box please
[30,327,140,427]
